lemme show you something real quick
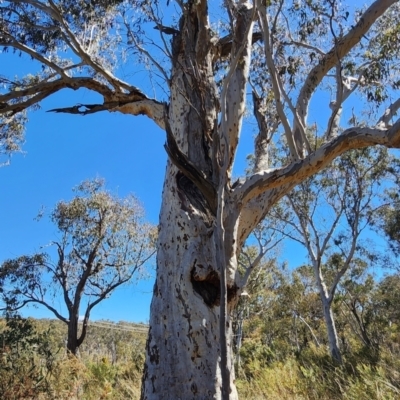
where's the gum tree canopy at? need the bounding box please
[0,179,156,356]
[1,0,400,398]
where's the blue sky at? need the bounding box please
[0,0,393,323]
[0,51,169,322]
[0,48,260,323]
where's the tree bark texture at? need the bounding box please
[141,4,239,397]
[141,162,238,399]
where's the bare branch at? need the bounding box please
[376,98,400,128]
[239,233,285,289]
[235,119,400,208]
[287,195,318,263]
[252,90,271,173]
[126,23,170,84]
[219,2,255,177]
[11,297,69,324]
[256,0,299,161]
[296,0,397,129]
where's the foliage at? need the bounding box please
[0,111,26,166]
[1,305,399,400]
[0,317,146,399]
[237,349,400,400]
[235,262,400,399]
[0,178,155,353]
[0,316,56,399]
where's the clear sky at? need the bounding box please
[0,51,168,322]
[0,48,260,323]
[1,0,390,323]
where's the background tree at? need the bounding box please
[2,0,400,397]
[263,147,394,363]
[0,178,155,355]
[375,181,400,266]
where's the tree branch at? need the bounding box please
[256,0,299,161]
[219,2,255,177]
[11,297,68,324]
[252,90,272,173]
[296,0,397,130]
[0,73,165,128]
[376,98,400,128]
[46,0,131,93]
[0,77,113,105]
[235,119,400,208]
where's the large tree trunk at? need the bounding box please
[140,3,241,395]
[138,0,265,395]
[141,161,238,399]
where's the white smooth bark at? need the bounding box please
[320,291,342,363]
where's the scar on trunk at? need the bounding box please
[190,267,237,307]
[176,172,213,227]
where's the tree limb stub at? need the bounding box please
[153,25,180,35]
[217,31,262,60]
[46,98,165,129]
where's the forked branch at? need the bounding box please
[296,0,397,128]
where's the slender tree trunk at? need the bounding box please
[314,262,342,363]
[320,294,342,364]
[235,310,244,373]
[67,315,79,355]
[349,301,373,348]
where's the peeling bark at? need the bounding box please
[141,161,239,399]
[141,2,240,397]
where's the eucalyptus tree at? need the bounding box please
[270,147,395,363]
[375,183,400,264]
[234,259,324,368]
[2,0,400,398]
[0,179,155,355]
